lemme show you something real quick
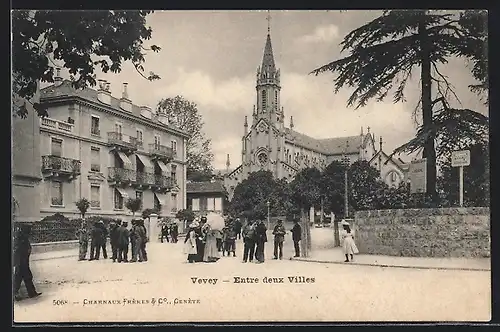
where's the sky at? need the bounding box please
[55,10,487,170]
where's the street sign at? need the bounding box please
[451,150,471,167]
[409,158,427,194]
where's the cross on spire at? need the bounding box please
[266,11,271,33]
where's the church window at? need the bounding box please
[258,152,268,166]
[275,91,278,110]
[262,90,267,111]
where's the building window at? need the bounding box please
[136,129,143,146]
[154,135,161,148]
[171,164,177,185]
[115,123,123,137]
[171,193,178,212]
[261,90,267,111]
[192,198,200,211]
[136,191,143,204]
[90,147,100,172]
[274,91,278,110]
[51,138,63,157]
[51,181,63,206]
[90,185,100,208]
[154,195,161,211]
[199,197,207,211]
[114,189,124,210]
[171,140,177,153]
[91,116,100,136]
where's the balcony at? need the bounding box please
[108,132,138,154]
[107,167,136,186]
[153,174,174,192]
[149,143,176,163]
[41,155,81,181]
[133,171,156,189]
[40,117,74,133]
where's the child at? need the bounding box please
[223,221,237,257]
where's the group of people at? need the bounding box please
[76,219,149,263]
[160,221,179,243]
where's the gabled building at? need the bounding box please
[186,180,228,214]
[36,74,189,220]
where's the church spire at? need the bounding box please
[260,14,276,75]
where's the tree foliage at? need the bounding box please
[142,207,160,219]
[175,209,196,222]
[320,161,346,216]
[310,10,489,203]
[12,10,160,118]
[289,167,323,211]
[125,198,143,216]
[156,96,214,181]
[75,198,90,219]
[348,160,386,212]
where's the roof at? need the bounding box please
[186,181,227,194]
[370,150,409,171]
[284,128,366,155]
[261,33,276,74]
[40,80,190,137]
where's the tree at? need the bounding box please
[321,160,347,218]
[175,209,195,223]
[348,160,385,212]
[437,142,489,207]
[75,198,90,219]
[311,10,488,204]
[12,10,160,118]
[156,96,214,181]
[125,198,142,217]
[142,207,160,219]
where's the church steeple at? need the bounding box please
[260,33,276,75]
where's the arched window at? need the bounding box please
[262,90,267,111]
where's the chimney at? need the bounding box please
[290,116,294,130]
[105,82,111,92]
[54,68,62,85]
[122,82,129,100]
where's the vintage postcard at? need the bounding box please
[12,9,490,323]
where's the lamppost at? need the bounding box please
[267,200,271,229]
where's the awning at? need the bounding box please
[154,192,166,206]
[115,187,129,199]
[156,160,169,173]
[136,154,153,169]
[117,151,133,168]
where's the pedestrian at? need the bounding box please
[254,220,268,263]
[160,221,169,243]
[89,221,104,260]
[234,218,242,240]
[291,219,302,258]
[195,217,207,262]
[75,220,89,261]
[202,217,220,263]
[184,221,199,263]
[170,221,179,243]
[117,221,130,263]
[341,220,359,262]
[224,221,237,257]
[109,221,120,262]
[99,220,108,259]
[241,219,256,263]
[215,228,223,252]
[272,219,286,260]
[139,219,148,262]
[14,224,42,301]
[129,219,143,262]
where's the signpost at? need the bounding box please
[409,158,427,194]
[451,150,471,207]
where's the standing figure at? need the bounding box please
[89,221,104,260]
[195,217,207,262]
[14,224,42,301]
[234,218,242,240]
[272,219,286,260]
[109,221,120,262]
[117,221,130,263]
[291,220,302,258]
[170,222,179,243]
[254,220,268,263]
[139,219,148,262]
[202,223,220,263]
[99,221,108,259]
[241,220,256,263]
[215,228,223,252]
[223,221,237,257]
[184,221,199,263]
[76,221,89,261]
[341,220,359,262]
[129,220,142,262]
[160,221,169,243]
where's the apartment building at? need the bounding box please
[37,74,189,220]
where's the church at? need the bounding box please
[222,28,409,200]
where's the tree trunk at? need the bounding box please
[333,219,340,247]
[300,208,310,257]
[418,17,437,204]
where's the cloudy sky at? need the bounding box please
[64,10,487,169]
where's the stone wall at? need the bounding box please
[354,208,490,258]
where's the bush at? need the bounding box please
[40,212,69,223]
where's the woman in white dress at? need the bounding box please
[184,221,198,263]
[341,220,359,262]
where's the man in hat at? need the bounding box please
[99,220,108,259]
[14,223,42,300]
[89,220,104,260]
[234,218,242,240]
[138,219,148,262]
[241,219,256,263]
[272,219,286,260]
[109,221,120,262]
[75,220,89,261]
[129,219,142,262]
[117,221,130,263]
[170,221,179,243]
[291,219,302,258]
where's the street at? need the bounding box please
[14,231,491,322]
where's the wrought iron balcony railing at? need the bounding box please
[154,174,173,189]
[148,143,176,159]
[107,167,136,183]
[135,171,156,186]
[42,155,81,175]
[107,132,139,150]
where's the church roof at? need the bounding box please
[284,128,364,155]
[261,34,276,74]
